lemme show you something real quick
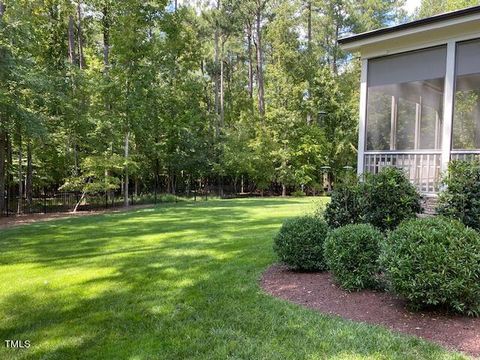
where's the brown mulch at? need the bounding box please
[0,204,154,229]
[261,264,480,358]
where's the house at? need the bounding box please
[339,6,480,194]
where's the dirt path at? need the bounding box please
[262,264,480,358]
[0,204,154,229]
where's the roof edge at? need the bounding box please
[338,5,480,46]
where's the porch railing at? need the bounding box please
[364,151,441,194]
[450,150,480,161]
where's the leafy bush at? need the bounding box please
[323,167,421,231]
[381,217,480,316]
[437,160,480,230]
[361,168,421,231]
[324,224,383,290]
[273,216,330,271]
[324,179,363,228]
[291,190,306,197]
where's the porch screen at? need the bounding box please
[453,39,480,149]
[366,46,446,151]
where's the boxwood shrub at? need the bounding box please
[323,167,421,231]
[324,224,383,291]
[361,167,421,231]
[381,217,480,316]
[437,160,480,230]
[273,216,329,271]
[324,180,363,228]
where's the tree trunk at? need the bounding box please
[68,15,76,65]
[155,158,160,197]
[332,17,339,75]
[73,189,86,212]
[77,0,85,69]
[255,6,265,117]
[0,130,5,213]
[307,1,312,49]
[171,173,176,195]
[306,0,312,125]
[220,39,225,128]
[213,0,221,137]
[0,1,5,17]
[124,131,129,207]
[26,141,33,208]
[6,133,12,213]
[246,22,254,99]
[241,175,245,194]
[282,184,286,197]
[102,4,110,72]
[17,132,22,214]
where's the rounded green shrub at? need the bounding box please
[323,167,421,231]
[437,160,480,230]
[324,181,363,229]
[324,224,383,290]
[361,167,421,231]
[381,217,480,316]
[273,216,329,271]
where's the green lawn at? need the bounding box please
[0,198,466,359]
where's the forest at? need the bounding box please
[0,0,476,214]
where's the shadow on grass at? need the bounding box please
[0,198,461,359]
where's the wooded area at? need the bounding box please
[0,0,474,214]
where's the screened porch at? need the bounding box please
[360,39,480,194]
[339,7,480,194]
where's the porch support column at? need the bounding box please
[441,41,456,173]
[357,58,368,177]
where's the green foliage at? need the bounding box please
[416,0,479,18]
[273,215,329,271]
[437,160,480,230]
[324,224,383,291]
[381,217,480,316]
[0,0,408,213]
[324,167,421,231]
[60,154,125,194]
[324,177,363,228]
[291,190,306,197]
[361,167,422,231]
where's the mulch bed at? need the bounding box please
[261,264,480,358]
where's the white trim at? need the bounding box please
[341,13,480,53]
[357,59,368,176]
[359,32,480,60]
[365,150,442,155]
[390,96,397,150]
[441,40,456,173]
[451,150,480,154]
[414,99,421,150]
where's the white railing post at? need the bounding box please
[357,59,368,177]
[441,41,456,173]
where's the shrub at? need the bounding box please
[323,167,421,231]
[361,167,421,231]
[324,179,364,228]
[273,216,330,271]
[291,190,306,197]
[437,160,480,230]
[381,217,480,316]
[324,224,383,290]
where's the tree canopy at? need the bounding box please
[0,0,469,213]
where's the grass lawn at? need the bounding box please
[0,198,466,359]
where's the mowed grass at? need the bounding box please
[0,198,466,359]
